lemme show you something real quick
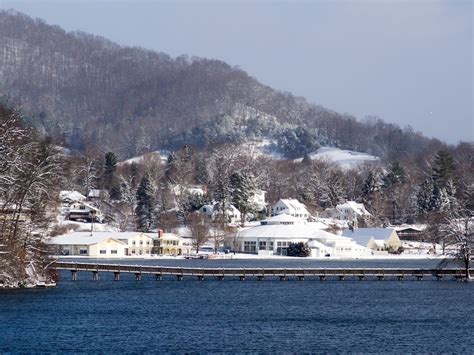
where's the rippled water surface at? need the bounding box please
[1,259,473,353]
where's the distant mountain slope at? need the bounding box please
[0,10,442,160]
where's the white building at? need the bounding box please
[320,201,371,221]
[271,199,310,219]
[116,232,156,256]
[157,232,193,256]
[49,232,157,257]
[341,228,401,252]
[198,203,241,224]
[49,233,127,257]
[236,214,369,257]
[250,190,267,211]
[59,190,86,204]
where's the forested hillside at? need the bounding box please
[0,10,450,161]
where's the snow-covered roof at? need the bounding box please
[238,224,339,240]
[49,233,125,245]
[160,233,181,240]
[307,240,330,249]
[392,224,426,232]
[88,189,104,198]
[48,231,156,245]
[336,201,371,216]
[342,228,395,246]
[279,199,307,210]
[59,190,86,201]
[261,214,302,225]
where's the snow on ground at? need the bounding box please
[294,147,379,169]
[56,220,118,233]
[119,150,169,166]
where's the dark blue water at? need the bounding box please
[1,259,473,353]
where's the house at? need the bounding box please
[393,225,426,241]
[49,233,127,257]
[116,232,156,256]
[320,201,371,221]
[271,199,310,219]
[87,189,106,201]
[172,184,206,197]
[250,190,267,211]
[59,190,86,204]
[198,203,241,224]
[236,213,369,257]
[48,232,157,257]
[341,228,401,252]
[67,201,104,223]
[156,232,192,256]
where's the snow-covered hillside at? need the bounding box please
[243,140,379,168]
[119,151,168,166]
[119,141,379,170]
[294,147,380,169]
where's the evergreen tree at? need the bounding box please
[103,151,119,199]
[417,178,434,214]
[432,150,456,187]
[230,171,257,225]
[135,173,156,232]
[382,162,406,188]
[361,170,381,205]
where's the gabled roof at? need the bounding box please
[342,228,395,246]
[279,199,307,210]
[336,201,371,216]
[60,190,86,201]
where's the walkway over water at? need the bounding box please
[53,261,470,281]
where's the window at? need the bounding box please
[132,241,136,245]
[99,250,106,254]
[79,249,88,255]
[203,208,207,212]
[244,241,257,252]
[111,250,118,254]
[146,250,150,254]
[146,241,150,245]
[131,249,135,254]
[139,241,143,245]
[139,250,143,255]
[259,241,267,250]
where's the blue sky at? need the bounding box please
[1,0,472,143]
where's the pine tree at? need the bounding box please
[417,178,434,214]
[104,151,119,199]
[432,150,456,187]
[382,162,406,188]
[230,171,257,225]
[135,174,156,232]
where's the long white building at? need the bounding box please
[236,214,369,257]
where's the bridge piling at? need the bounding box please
[92,271,99,281]
[114,272,120,281]
[71,270,77,281]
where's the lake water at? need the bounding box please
[1,259,473,353]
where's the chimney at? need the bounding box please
[158,229,163,238]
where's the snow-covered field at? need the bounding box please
[294,147,379,169]
[119,150,169,166]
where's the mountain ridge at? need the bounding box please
[0,10,447,161]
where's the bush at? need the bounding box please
[287,242,311,257]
